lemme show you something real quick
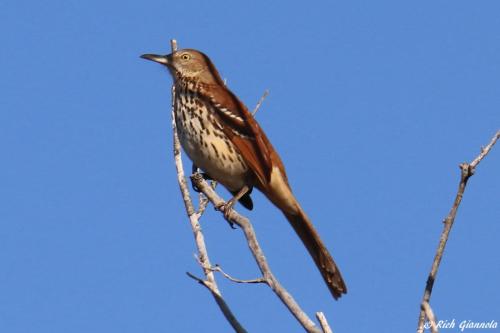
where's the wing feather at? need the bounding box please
[198,84,275,185]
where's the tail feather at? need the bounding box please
[259,165,347,299]
[283,207,347,299]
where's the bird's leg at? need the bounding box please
[190,164,212,192]
[216,185,251,228]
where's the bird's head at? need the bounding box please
[141,49,223,85]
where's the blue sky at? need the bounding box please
[1,1,499,332]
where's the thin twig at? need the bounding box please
[252,90,269,115]
[212,265,267,284]
[170,39,247,333]
[416,130,499,333]
[170,39,178,52]
[316,312,333,333]
[186,271,210,286]
[192,173,326,333]
[192,254,265,284]
[197,192,210,215]
[196,180,217,215]
[421,302,438,333]
[469,131,500,168]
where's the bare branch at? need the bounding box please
[197,192,210,215]
[252,90,269,115]
[191,173,326,333]
[196,180,217,215]
[316,312,333,333]
[416,130,499,333]
[212,265,267,284]
[421,302,438,333]
[170,39,247,333]
[470,130,500,168]
[170,39,178,52]
[192,254,265,284]
[186,271,208,285]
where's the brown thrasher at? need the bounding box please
[141,48,347,299]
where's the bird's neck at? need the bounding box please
[175,76,224,95]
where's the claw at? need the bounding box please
[192,182,202,193]
[215,201,237,229]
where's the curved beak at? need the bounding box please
[140,53,169,65]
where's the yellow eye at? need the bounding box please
[181,53,191,60]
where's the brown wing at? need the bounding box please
[198,83,277,185]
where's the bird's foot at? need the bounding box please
[215,200,237,229]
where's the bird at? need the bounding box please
[141,48,347,299]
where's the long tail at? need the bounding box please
[283,205,347,299]
[258,161,347,299]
